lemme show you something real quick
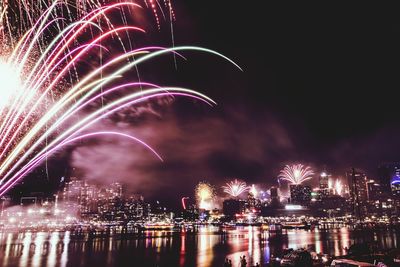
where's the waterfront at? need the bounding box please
[0,226,399,267]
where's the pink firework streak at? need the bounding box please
[0,2,241,195]
[278,164,314,185]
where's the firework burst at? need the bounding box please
[278,164,314,185]
[222,179,249,197]
[0,2,241,195]
[196,182,214,210]
[335,179,343,195]
[249,184,257,197]
[0,0,175,34]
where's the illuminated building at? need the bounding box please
[270,186,280,207]
[378,163,400,195]
[182,204,199,221]
[61,177,82,203]
[392,174,400,196]
[346,168,368,218]
[60,177,99,216]
[289,185,311,206]
[80,183,98,216]
[376,163,400,215]
[246,191,261,212]
[319,171,329,189]
[366,180,382,201]
[318,171,332,199]
[107,182,123,199]
[223,199,246,219]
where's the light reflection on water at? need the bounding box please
[0,227,398,267]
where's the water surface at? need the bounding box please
[0,226,399,267]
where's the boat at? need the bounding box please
[281,221,311,229]
[222,222,236,228]
[143,222,174,230]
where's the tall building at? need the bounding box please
[223,199,246,218]
[319,171,331,198]
[62,177,83,203]
[319,172,329,190]
[346,168,368,218]
[392,175,400,197]
[61,177,99,216]
[366,180,382,201]
[270,186,280,207]
[289,185,311,206]
[106,182,123,199]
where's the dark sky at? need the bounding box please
[11,2,400,209]
[176,2,400,139]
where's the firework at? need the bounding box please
[0,2,241,195]
[335,179,343,196]
[279,164,314,185]
[195,182,214,210]
[222,179,249,197]
[249,184,257,197]
[0,0,175,35]
[328,179,333,189]
[181,197,189,210]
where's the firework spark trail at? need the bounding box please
[0,2,241,195]
[1,0,175,35]
[0,3,209,157]
[0,14,146,167]
[0,26,147,159]
[222,179,249,197]
[278,164,314,185]
[0,131,164,195]
[0,45,237,181]
[0,1,172,132]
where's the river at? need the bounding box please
[0,226,399,267]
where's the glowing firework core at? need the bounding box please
[0,60,22,110]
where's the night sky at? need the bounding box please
[12,2,400,209]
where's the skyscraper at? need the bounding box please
[346,168,368,218]
[319,171,329,190]
[366,180,382,201]
[319,171,331,198]
[270,187,280,204]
